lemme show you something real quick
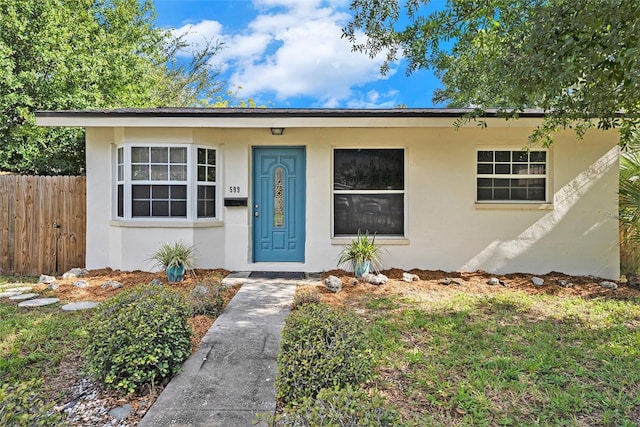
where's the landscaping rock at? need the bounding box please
[149,278,163,286]
[362,273,388,286]
[487,277,500,286]
[439,278,465,286]
[402,272,420,282]
[0,290,25,298]
[100,280,123,289]
[192,284,209,295]
[600,281,618,290]
[48,282,59,290]
[38,274,57,284]
[62,268,89,279]
[351,278,358,286]
[9,293,39,301]
[531,277,545,286]
[72,279,89,288]
[557,279,574,288]
[109,403,132,421]
[62,301,100,311]
[324,275,342,293]
[18,297,60,307]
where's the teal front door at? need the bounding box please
[252,147,306,262]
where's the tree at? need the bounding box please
[0,0,224,175]
[344,0,640,147]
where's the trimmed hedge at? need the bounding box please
[84,284,192,394]
[276,303,373,404]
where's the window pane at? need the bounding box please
[131,165,149,180]
[131,147,148,163]
[477,188,492,200]
[207,166,216,182]
[132,200,150,217]
[512,164,529,174]
[117,147,123,164]
[477,178,492,188]
[198,148,206,165]
[170,147,187,163]
[171,185,187,199]
[334,149,404,190]
[170,165,187,181]
[512,189,527,200]
[530,151,546,162]
[334,194,403,235]
[495,164,510,174]
[494,188,509,199]
[207,150,216,165]
[117,184,123,217]
[152,185,169,199]
[530,164,546,174]
[477,151,493,162]
[495,151,510,162]
[197,184,216,218]
[512,151,528,162]
[528,188,545,200]
[477,164,493,174]
[117,165,123,181]
[171,201,187,217]
[151,147,168,163]
[151,165,168,180]
[132,185,150,199]
[152,201,169,216]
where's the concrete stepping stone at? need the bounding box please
[9,293,39,301]
[61,301,100,311]
[18,298,60,308]
[0,286,33,296]
[0,290,24,298]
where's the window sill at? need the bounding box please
[109,219,223,228]
[331,237,410,245]
[474,203,554,210]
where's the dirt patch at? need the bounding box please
[317,269,640,307]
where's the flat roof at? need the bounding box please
[35,107,549,128]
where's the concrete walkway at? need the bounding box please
[139,276,298,427]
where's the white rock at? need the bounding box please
[38,274,56,284]
[531,277,545,286]
[364,273,388,286]
[324,275,342,293]
[402,272,420,282]
[48,282,59,290]
[72,280,89,288]
[100,280,122,289]
[62,268,89,279]
[487,277,500,286]
[600,281,618,290]
[0,290,24,298]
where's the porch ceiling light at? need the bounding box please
[270,127,285,136]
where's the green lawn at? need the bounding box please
[362,291,640,426]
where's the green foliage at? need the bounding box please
[619,151,640,272]
[345,0,640,147]
[150,240,196,269]
[0,0,225,175]
[0,379,61,426]
[275,385,403,427]
[84,284,192,394]
[188,278,225,316]
[337,231,383,273]
[291,286,321,310]
[277,303,373,405]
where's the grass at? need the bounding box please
[362,291,640,426]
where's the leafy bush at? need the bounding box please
[275,386,403,427]
[291,286,320,310]
[189,278,225,316]
[84,284,192,394]
[0,379,61,426]
[277,303,373,404]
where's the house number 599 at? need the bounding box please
[229,186,241,193]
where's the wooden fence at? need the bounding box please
[0,175,86,276]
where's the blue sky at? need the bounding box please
[153,0,444,108]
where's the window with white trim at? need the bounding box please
[476,150,547,202]
[333,148,404,236]
[115,145,218,220]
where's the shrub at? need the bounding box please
[291,286,320,310]
[0,379,61,426]
[275,386,403,427]
[188,278,225,316]
[277,303,373,404]
[84,284,192,394]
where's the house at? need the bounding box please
[35,108,620,279]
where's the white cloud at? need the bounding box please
[170,0,395,107]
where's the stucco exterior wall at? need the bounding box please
[84,124,619,278]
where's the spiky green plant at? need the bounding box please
[337,231,382,273]
[150,241,196,270]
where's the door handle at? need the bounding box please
[254,211,259,217]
